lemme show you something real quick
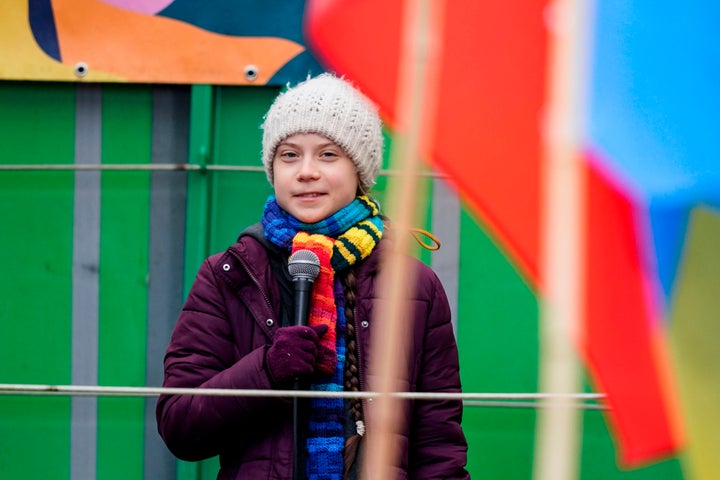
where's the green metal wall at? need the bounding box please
[0,82,75,479]
[0,81,684,479]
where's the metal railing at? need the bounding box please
[0,383,608,410]
[0,163,445,177]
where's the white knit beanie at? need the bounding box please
[261,73,384,192]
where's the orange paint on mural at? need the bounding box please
[0,0,122,81]
[52,0,305,84]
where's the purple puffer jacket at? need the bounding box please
[156,234,469,479]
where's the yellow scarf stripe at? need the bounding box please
[358,218,382,240]
[334,219,382,268]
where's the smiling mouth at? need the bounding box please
[295,192,324,198]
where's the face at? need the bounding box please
[272,133,359,223]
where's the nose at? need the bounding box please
[296,155,320,180]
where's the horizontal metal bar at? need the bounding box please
[0,163,198,171]
[0,383,606,409]
[463,400,608,410]
[0,163,445,177]
[0,163,199,171]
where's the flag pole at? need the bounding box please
[362,0,444,478]
[534,0,592,479]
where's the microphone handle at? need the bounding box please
[293,278,314,327]
[291,277,313,480]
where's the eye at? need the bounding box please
[320,150,339,160]
[278,150,299,161]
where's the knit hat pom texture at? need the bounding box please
[262,74,383,192]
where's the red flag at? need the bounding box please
[582,151,681,463]
[305,0,679,466]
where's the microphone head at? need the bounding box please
[288,249,321,282]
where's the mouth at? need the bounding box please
[294,192,325,198]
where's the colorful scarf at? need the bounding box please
[262,195,383,480]
[263,195,383,272]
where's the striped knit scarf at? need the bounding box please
[262,195,383,480]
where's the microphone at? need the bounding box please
[288,249,321,327]
[288,249,320,480]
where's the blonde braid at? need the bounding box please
[341,268,364,477]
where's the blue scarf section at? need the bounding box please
[305,280,347,480]
[262,195,382,250]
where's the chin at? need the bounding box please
[289,210,322,224]
[297,215,324,224]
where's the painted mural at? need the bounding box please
[1,0,324,85]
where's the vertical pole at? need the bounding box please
[363,0,444,478]
[534,0,593,479]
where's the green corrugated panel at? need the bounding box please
[457,208,539,479]
[97,85,152,480]
[207,86,277,252]
[0,82,76,479]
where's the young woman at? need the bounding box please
[156,73,470,479]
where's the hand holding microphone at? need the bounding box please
[265,249,323,387]
[266,324,328,386]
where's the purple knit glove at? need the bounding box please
[266,324,329,386]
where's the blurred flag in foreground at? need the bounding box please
[305,0,720,472]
